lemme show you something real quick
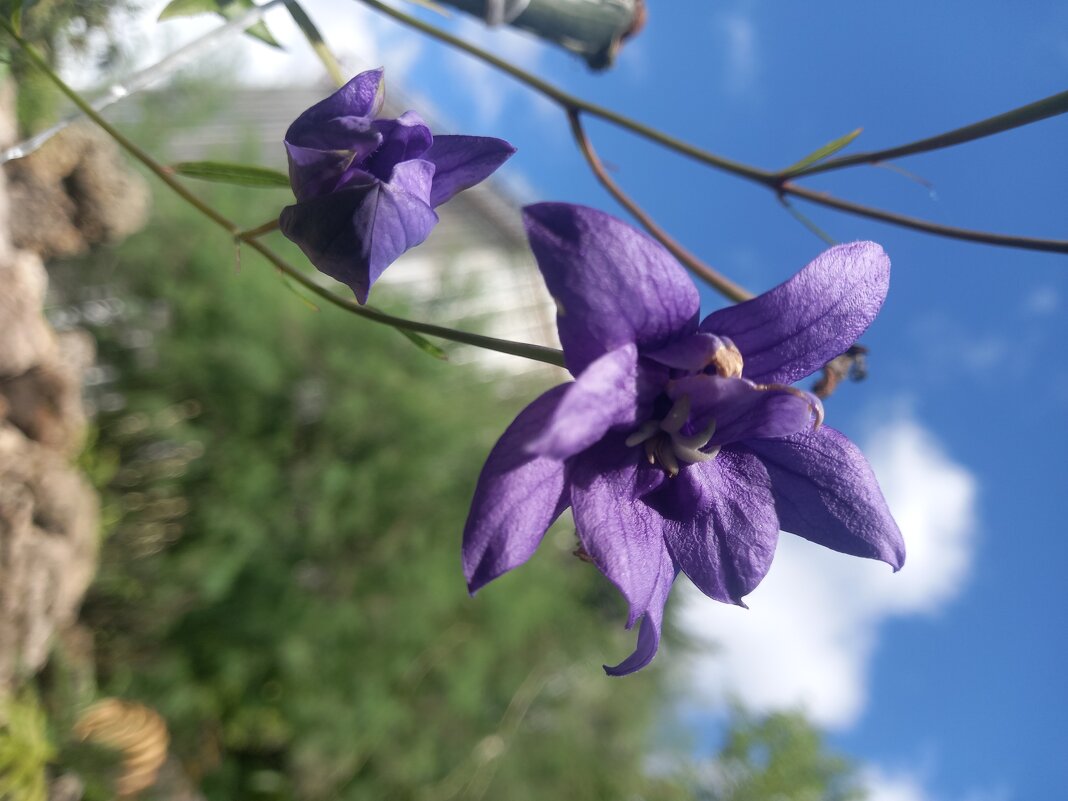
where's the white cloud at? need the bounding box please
[74,0,422,90]
[714,11,759,96]
[1023,285,1059,316]
[864,769,933,801]
[677,412,978,729]
[442,15,550,127]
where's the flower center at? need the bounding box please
[624,394,719,478]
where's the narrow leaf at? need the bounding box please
[783,127,863,174]
[395,328,449,361]
[158,0,219,21]
[171,161,291,188]
[778,196,837,246]
[218,0,283,48]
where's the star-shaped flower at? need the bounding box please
[463,203,904,675]
[279,68,515,303]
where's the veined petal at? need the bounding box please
[605,546,677,676]
[285,127,382,201]
[464,385,572,594]
[669,375,816,446]
[646,332,733,372]
[279,160,438,304]
[746,427,905,569]
[424,135,516,207]
[571,436,677,674]
[528,344,640,460]
[700,242,890,385]
[364,112,434,182]
[286,68,384,138]
[523,203,700,377]
[650,448,779,604]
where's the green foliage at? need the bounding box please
[691,710,867,801]
[171,160,292,188]
[6,0,133,131]
[0,692,54,801]
[60,175,676,800]
[157,0,282,49]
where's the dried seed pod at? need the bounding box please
[73,699,168,798]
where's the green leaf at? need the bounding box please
[171,161,291,188]
[158,0,283,48]
[218,0,283,49]
[157,0,219,21]
[394,328,449,361]
[783,127,863,174]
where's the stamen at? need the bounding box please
[625,420,661,447]
[644,439,658,465]
[654,438,680,477]
[659,394,691,434]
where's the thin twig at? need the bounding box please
[781,182,1068,254]
[2,21,566,369]
[237,217,281,240]
[785,89,1068,178]
[284,0,347,87]
[355,0,1068,256]
[567,109,753,302]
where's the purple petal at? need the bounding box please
[646,332,733,372]
[423,135,516,207]
[700,242,890,385]
[464,385,572,594]
[528,344,639,460]
[287,68,384,139]
[523,203,700,376]
[279,160,438,304]
[746,427,905,569]
[285,131,382,201]
[363,112,434,182]
[570,436,677,674]
[648,448,779,605]
[605,546,677,676]
[669,375,818,445]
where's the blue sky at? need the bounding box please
[124,2,1068,798]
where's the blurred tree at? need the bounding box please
[689,709,866,801]
[57,173,682,800]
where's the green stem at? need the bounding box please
[355,0,1068,256]
[284,0,347,87]
[781,182,1068,254]
[3,21,566,370]
[786,89,1068,179]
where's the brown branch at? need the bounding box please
[567,109,754,302]
[781,183,1068,254]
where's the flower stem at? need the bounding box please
[355,0,1068,256]
[3,20,566,370]
[783,89,1068,178]
[567,109,754,302]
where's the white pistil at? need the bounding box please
[660,395,691,434]
[628,398,719,477]
[625,420,661,447]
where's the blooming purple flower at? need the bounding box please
[463,203,904,676]
[279,68,515,304]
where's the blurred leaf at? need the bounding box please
[395,328,449,361]
[783,127,863,174]
[171,160,291,188]
[157,0,219,20]
[158,0,283,48]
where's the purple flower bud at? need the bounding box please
[279,69,515,304]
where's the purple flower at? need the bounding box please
[279,68,515,304]
[463,203,904,676]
